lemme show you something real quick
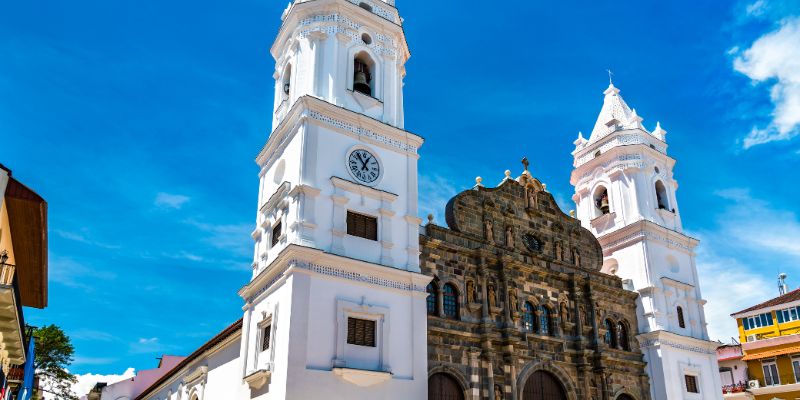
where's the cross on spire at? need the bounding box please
[521,157,530,171]
[606,69,614,85]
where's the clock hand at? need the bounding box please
[361,155,371,171]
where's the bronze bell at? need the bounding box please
[600,196,610,214]
[354,71,371,95]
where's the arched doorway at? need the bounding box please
[522,370,567,400]
[616,395,635,400]
[429,373,464,400]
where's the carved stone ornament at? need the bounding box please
[466,280,476,304]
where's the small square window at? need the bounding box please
[346,211,378,241]
[261,325,271,352]
[684,375,699,393]
[271,221,282,248]
[346,317,376,347]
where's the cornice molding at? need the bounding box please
[239,245,431,304]
[256,96,423,171]
[271,0,409,61]
[636,330,719,354]
[598,220,698,255]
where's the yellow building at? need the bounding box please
[731,286,800,399]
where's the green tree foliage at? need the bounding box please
[34,325,78,400]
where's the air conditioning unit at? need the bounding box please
[748,380,760,389]
[747,334,757,342]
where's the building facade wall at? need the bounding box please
[421,176,650,400]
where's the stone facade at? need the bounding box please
[421,171,650,400]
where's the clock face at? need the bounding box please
[347,149,381,184]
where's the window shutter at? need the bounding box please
[346,211,378,241]
[346,317,376,347]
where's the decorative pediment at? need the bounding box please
[443,171,603,271]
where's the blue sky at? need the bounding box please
[2,0,800,391]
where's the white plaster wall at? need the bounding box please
[143,336,247,400]
[719,359,748,386]
[244,275,295,400]
[282,270,428,400]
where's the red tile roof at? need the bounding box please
[135,318,243,400]
[732,287,800,316]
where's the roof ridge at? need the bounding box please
[732,287,800,316]
[134,318,243,400]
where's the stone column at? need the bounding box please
[307,31,327,98]
[330,192,349,255]
[469,349,482,400]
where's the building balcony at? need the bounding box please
[0,261,27,365]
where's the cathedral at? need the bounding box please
[127,1,721,399]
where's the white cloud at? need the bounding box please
[40,368,135,400]
[154,192,190,209]
[418,174,459,227]
[734,17,800,148]
[715,188,800,257]
[696,247,772,341]
[746,0,767,16]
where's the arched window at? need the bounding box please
[604,319,616,347]
[358,2,373,12]
[655,180,669,210]
[426,282,438,316]
[616,321,630,350]
[594,186,610,216]
[538,305,550,336]
[523,302,536,331]
[677,306,686,328]
[353,53,374,97]
[442,283,459,319]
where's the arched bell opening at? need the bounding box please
[655,180,669,210]
[281,63,292,100]
[353,52,374,97]
[593,186,610,216]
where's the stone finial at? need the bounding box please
[504,170,512,179]
[569,210,576,218]
[475,176,484,187]
[542,183,547,192]
[427,214,434,224]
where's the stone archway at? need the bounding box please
[428,372,465,400]
[616,395,636,400]
[516,361,578,400]
[521,370,567,400]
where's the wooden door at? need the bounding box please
[429,373,464,400]
[522,371,567,400]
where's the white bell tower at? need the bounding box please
[570,83,722,400]
[237,1,430,399]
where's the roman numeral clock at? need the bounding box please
[347,147,382,185]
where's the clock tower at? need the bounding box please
[570,83,722,400]
[237,1,430,399]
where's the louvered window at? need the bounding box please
[261,324,271,351]
[677,306,686,328]
[684,375,699,393]
[347,317,376,347]
[271,220,282,248]
[347,211,378,241]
